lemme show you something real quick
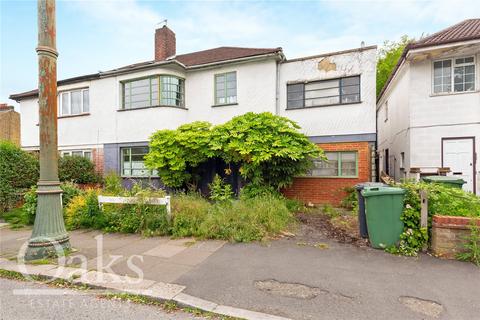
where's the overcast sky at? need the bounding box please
[1,0,479,107]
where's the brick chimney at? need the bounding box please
[155,25,176,61]
[0,103,13,111]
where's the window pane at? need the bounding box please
[310,152,338,176]
[83,90,89,112]
[72,151,83,157]
[83,151,92,160]
[71,91,82,114]
[61,92,69,115]
[226,72,236,81]
[160,76,184,106]
[341,76,359,86]
[341,94,360,103]
[340,152,357,176]
[305,96,339,107]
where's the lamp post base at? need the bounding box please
[24,181,71,261]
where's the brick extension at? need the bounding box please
[282,141,371,206]
[431,215,480,259]
[92,148,104,174]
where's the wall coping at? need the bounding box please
[432,215,480,229]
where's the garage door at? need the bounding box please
[442,138,475,193]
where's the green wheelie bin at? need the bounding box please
[361,187,406,249]
[422,176,466,189]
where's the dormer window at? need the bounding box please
[122,75,185,109]
[59,88,89,116]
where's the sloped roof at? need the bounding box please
[10,46,282,101]
[175,46,282,66]
[411,19,480,49]
[378,19,480,103]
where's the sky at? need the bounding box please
[1,0,480,108]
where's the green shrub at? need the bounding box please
[103,171,124,195]
[388,180,480,256]
[58,156,101,184]
[171,193,211,237]
[208,175,233,201]
[341,186,358,212]
[0,141,39,212]
[65,189,104,230]
[146,112,323,191]
[22,182,83,225]
[170,194,293,242]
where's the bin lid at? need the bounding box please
[361,186,406,197]
[354,182,387,190]
[422,175,466,185]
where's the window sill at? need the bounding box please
[430,90,478,97]
[211,103,238,108]
[285,101,362,110]
[118,105,188,112]
[58,113,90,119]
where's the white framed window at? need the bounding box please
[58,88,89,116]
[215,72,237,105]
[433,56,475,94]
[306,151,358,177]
[121,147,157,177]
[61,150,92,160]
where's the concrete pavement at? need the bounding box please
[1,226,479,320]
[0,278,206,320]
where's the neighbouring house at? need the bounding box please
[10,25,377,205]
[377,19,480,195]
[0,103,20,145]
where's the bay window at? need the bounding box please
[122,75,184,109]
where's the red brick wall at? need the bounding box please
[282,141,371,206]
[92,148,104,174]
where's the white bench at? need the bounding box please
[98,195,171,220]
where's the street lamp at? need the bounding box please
[25,0,71,260]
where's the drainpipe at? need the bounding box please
[25,0,71,260]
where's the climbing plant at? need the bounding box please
[145,112,323,190]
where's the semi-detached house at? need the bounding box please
[10,25,377,205]
[377,19,480,195]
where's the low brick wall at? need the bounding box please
[431,215,480,259]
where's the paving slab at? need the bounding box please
[143,281,186,300]
[167,247,214,266]
[143,244,187,258]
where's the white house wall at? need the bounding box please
[278,48,377,138]
[377,64,411,180]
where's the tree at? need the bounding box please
[146,112,323,191]
[376,35,412,97]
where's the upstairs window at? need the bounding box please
[433,56,475,93]
[306,151,358,177]
[287,76,360,109]
[122,75,184,109]
[215,72,237,105]
[59,88,89,116]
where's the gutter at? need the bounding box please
[9,52,283,101]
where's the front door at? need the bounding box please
[442,137,475,193]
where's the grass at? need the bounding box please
[1,207,29,229]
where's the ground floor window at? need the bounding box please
[307,151,358,177]
[121,147,156,177]
[61,150,92,160]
